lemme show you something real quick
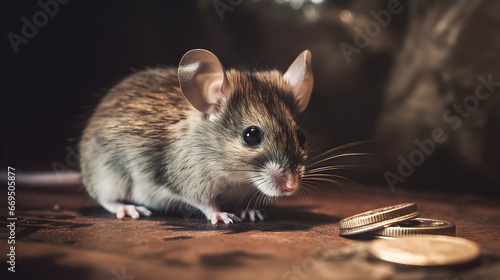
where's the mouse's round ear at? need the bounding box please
[178,49,232,115]
[283,50,313,113]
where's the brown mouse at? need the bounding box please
[79,49,313,224]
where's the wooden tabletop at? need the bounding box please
[1,185,500,280]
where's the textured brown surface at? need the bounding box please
[1,185,500,280]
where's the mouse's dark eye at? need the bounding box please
[243,126,263,147]
[297,129,306,148]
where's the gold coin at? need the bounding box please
[372,218,456,238]
[368,235,480,266]
[339,202,420,236]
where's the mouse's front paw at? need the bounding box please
[207,212,242,224]
[116,205,152,219]
[240,209,265,222]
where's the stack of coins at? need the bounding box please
[339,202,455,238]
[339,202,481,266]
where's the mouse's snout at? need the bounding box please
[251,161,303,197]
[284,177,299,192]
[270,167,299,194]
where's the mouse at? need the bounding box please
[79,49,313,224]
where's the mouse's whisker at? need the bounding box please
[295,182,314,200]
[230,176,267,212]
[213,174,263,203]
[293,187,305,202]
[232,186,258,214]
[303,175,365,192]
[185,202,201,220]
[211,174,260,192]
[300,181,343,201]
[301,181,335,198]
[306,164,375,174]
[307,152,375,168]
[245,188,262,213]
[261,192,272,209]
[254,193,263,211]
[305,139,380,164]
[302,180,342,197]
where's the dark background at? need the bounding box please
[1,0,499,195]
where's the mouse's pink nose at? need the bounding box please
[269,167,299,194]
[283,180,298,192]
[283,176,299,192]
